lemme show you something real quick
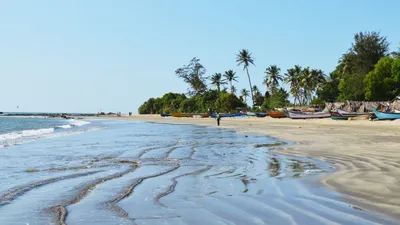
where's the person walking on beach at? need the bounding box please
[217,112,221,126]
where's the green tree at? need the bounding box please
[236,49,255,106]
[364,56,399,100]
[251,85,264,106]
[262,88,289,110]
[175,57,208,96]
[223,70,238,94]
[317,70,340,102]
[217,93,246,112]
[284,67,299,105]
[264,65,283,93]
[337,31,389,100]
[210,73,226,92]
[241,88,249,103]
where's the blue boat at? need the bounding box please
[372,108,400,120]
[211,113,243,118]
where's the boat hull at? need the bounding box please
[171,113,193,118]
[255,112,268,118]
[267,111,286,118]
[288,111,331,119]
[372,109,400,120]
[211,113,242,118]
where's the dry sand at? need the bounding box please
[95,115,400,219]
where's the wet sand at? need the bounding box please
[106,115,400,220]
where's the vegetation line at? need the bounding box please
[139,32,400,114]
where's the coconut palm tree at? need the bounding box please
[236,49,255,106]
[241,88,249,103]
[284,68,299,105]
[224,70,238,94]
[264,65,283,93]
[210,73,226,92]
[252,85,259,95]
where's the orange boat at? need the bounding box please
[171,112,193,118]
[171,112,209,118]
[267,111,287,118]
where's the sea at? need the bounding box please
[0,116,397,225]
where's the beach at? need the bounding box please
[109,115,400,220]
[0,115,399,224]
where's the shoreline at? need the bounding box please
[92,115,400,220]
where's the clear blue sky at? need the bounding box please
[1,0,399,113]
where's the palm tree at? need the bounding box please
[252,85,259,95]
[312,69,326,92]
[224,70,238,94]
[241,88,249,103]
[284,68,299,105]
[236,49,255,106]
[210,73,226,92]
[264,65,283,93]
[231,85,237,95]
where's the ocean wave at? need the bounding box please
[0,128,55,142]
[68,119,91,127]
[0,120,97,148]
[56,124,72,129]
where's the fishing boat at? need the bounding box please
[267,111,286,118]
[372,108,400,120]
[330,109,368,120]
[160,113,171,117]
[246,112,256,117]
[211,113,242,118]
[255,112,268,118]
[171,112,193,118]
[288,111,331,119]
[200,113,210,118]
[330,112,356,120]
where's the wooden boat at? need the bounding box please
[268,111,286,118]
[330,109,368,120]
[330,112,354,120]
[211,113,242,118]
[372,108,400,120]
[246,112,256,117]
[171,112,193,118]
[255,112,268,118]
[288,111,331,119]
[200,113,210,118]
[160,113,171,117]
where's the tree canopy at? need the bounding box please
[364,56,400,100]
[175,57,208,96]
[140,31,400,114]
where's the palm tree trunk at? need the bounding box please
[245,67,254,106]
[230,81,233,94]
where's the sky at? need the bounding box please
[1,0,399,113]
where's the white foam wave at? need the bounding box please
[68,119,91,127]
[0,125,102,148]
[0,128,55,142]
[56,124,72,129]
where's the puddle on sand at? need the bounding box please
[0,120,397,225]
